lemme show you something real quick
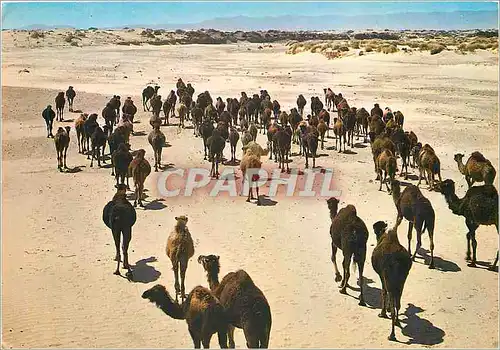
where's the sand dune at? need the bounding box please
[1,39,498,348]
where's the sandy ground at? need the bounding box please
[1,42,499,348]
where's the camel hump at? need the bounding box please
[470,151,489,163]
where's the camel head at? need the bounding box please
[114,183,128,195]
[64,126,71,134]
[197,255,220,275]
[141,284,168,302]
[323,88,327,94]
[175,215,188,227]
[136,149,146,159]
[154,86,160,92]
[326,197,339,216]
[435,179,455,196]
[454,153,465,163]
[373,221,388,241]
[374,103,379,108]
[56,127,65,134]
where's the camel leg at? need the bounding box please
[180,258,188,302]
[90,148,95,167]
[173,262,180,302]
[331,243,342,282]
[378,170,384,191]
[357,257,366,306]
[470,230,478,267]
[413,230,422,262]
[133,185,138,207]
[378,280,388,318]
[256,185,261,206]
[217,328,228,349]
[112,227,121,275]
[428,225,435,269]
[139,183,145,207]
[201,332,212,349]
[489,251,499,271]
[122,227,131,273]
[227,325,236,348]
[465,218,478,262]
[339,252,352,294]
[63,147,68,169]
[189,327,201,349]
[388,294,397,341]
[407,221,414,256]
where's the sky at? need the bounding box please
[1,1,498,29]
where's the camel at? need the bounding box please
[249,123,258,141]
[142,284,228,349]
[216,97,226,117]
[83,113,99,155]
[42,105,56,138]
[241,131,253,149]
[411,142,422,169]
[148,126,166,172]
[142,85,160,111]
[368,115,385,137]
[74,113,87,153]
[241,149,264,205]
[317,119,327,150]
[371,103,383,118]
[149,112,162,130]
[273,125,292,173]
[318,109,330,138]
[289,108,302,144]
[207,129,226,179]
[259,108,272,134]
[355,107,369,142]
[296,94,307,117]
[198,255,272,348]
[272,100,280,119]
[394,111,404,128]
[128,149,151,207]
[436,179,498,270]
[454,152,496,188]
[108,95,121,121]
[200,118,214,160]
[372,221,412,341]
[370,133,396,180]
[102,103,117,137]
[333,117,346,153]
[90,125,109,167]
[166,216,195,302]
[227,98,240,126]
[55,92,65,122]
[151,95,163,118]
[181,93,193,121]
[192,105,204,137]
[163,90,177,124]
[102,184,136,278]
[65,86,76,112]
[108,127,126,172]
[267,123,279,161]
[324,88,335,111]
[112,143,132,188]
[228,126,240,163]
[376,150,397,193]
[417,144,442,190]
[391,180,436,268]
[299,123,318,168]
[54,126,71,171]
[216,121,229,142]
[122,97,138,123]
[326,197,368,306]
[117,114,134,138]
[343,107,357,148]
[177,103,188,129]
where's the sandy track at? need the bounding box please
[1,43,498,348]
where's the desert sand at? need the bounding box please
[1,32,499,348]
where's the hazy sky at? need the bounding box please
[1,1,498,29]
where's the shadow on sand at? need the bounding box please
[130,256,162,283]
[401,303,445,345]
[418,248,461,272]
[144,199,167,211]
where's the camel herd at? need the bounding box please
[42,78,498,347]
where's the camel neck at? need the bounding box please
[443,191,462,215]
[206,271,220,292]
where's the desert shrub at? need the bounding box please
[153,29,163,36]
[64,35,74,43]
[430,44,446,55]
[351,40,360,49]
[419,42,429,51]
[70,41,78,47]
[358,50,364,56]
[339,46,349,52]
[378,44,398,54]
[365,46,373,52]
[30,31,44,39]
[76,31,86,37]
[88,27,98,31]
[310,43,324,53]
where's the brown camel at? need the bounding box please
[376,149,397,193]
[142,284,228,349]
[372,221,412,341]
[333,117,346,153]
[54,126,71,171]
[317,118,327,150]
[166,216,195,303]
[342,107,357,148]
[454,152,496,188]
[391,180,436,268]
[55,92,65,121]
[178,103,187,129]
[326,197,368,306]
[198,255,272,348]
[355,107,369,141]
[240,149,264,205]
[128,149,151,207]
[102,184,136,278]
[370,133,396,180]
[417,144,442,190]
[436,179,498,270]
[228,126,240,163]
[74,113,87,154]
[148,125,166,172]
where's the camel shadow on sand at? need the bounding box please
[354,142,368,148]
[417,248,461,272]
[344,277,382,309]
[130,256,161,284]
[224,159,241,166]
[401,304,445,345]
[256,195,277,207]
[132,131,147,137]
[144,199,167,211]
[62,166,84,173]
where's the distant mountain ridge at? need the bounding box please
[15,10,498,31]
